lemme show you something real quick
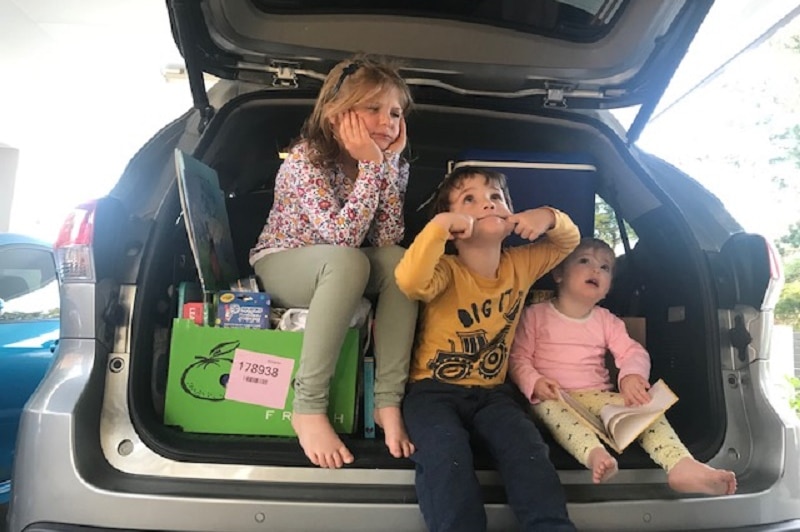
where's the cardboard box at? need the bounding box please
[164,319,360,436]
[622,317,646,347]
[215,290,271,329]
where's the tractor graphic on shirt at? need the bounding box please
[428,296,521,382]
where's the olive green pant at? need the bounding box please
[253,245,418,414]
[532,390,691,471]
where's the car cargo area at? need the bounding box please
[125,91,726,489]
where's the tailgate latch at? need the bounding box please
[271,61,299,88]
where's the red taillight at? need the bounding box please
[54,200,98,283]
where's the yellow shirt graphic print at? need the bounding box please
[426,294,522,384]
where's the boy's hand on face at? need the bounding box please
[533,377,561,401]
[619,374,651,406]
[385,116,406,156]
[335,111,382,163]
[507,208,556,241]
[433,212,474,240]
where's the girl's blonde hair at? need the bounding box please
[297,53,412,168]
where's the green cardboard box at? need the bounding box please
[164,319,360,436]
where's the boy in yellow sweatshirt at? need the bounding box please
[395,166,579,532]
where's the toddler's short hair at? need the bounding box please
[555,237,616,276]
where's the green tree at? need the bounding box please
[776,221,800,257]
[785,259,800,283]
[770,30,800,330]
[776,225,800,329]
[771,126,800,190]
[776,280,800,329]
[594,197,619,248]
[788,376,800,415]
[594,197,636,251]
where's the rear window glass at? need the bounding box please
[0,247,60,322]
[253,0,627,41]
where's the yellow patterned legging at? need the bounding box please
[532,390,691,472]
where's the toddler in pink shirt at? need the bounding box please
[509,238,736,496]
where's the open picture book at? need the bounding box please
[558,379,679,453]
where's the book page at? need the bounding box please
[599,380,678,427]
[598,379,679,452]
[600,399,663,430]
[606,409,664,452]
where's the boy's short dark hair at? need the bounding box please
[430,166,514,218]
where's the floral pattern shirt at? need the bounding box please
[249,142,409,264]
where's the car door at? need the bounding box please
[0,236,60,494]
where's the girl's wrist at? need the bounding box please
[383,149,398,157]
[358,158,383,168]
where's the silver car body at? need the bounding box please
[9,1,800,530]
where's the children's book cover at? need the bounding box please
[175,149,239,294]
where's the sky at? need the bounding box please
[639,10,800,244]
[0,0,191,240]
[1,1,799,245]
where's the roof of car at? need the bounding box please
[0,233,52,249]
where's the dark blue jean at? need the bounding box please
[403,379,575,532]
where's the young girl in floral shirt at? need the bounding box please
[249,54,418,469]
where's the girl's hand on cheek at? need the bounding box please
[337,111,382,163]
[386,117,407,155]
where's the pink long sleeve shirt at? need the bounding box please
[509,300,650,403]
[249,142,408,264]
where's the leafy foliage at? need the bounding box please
[786,260,800,284]
[788,376,800,415]
[776,222,800,257]
[787,34,800,53]
[771,29,800,332]
[594,197,636,251]
[771,126,800,190]
[776,273,800,329]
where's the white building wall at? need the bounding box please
[0,145,19,233]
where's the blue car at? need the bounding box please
[0,233,59,511]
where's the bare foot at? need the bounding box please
[374,406,415,458]
[667,457,737,495]
[291,413,354,469]
[587,446,618,484]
